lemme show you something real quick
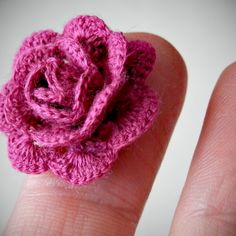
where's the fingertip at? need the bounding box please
[126,32,187,98]
[170,61,236,236]
[134,32,187,116]
[220,61,236,77]
[211,61,236,98]
[205,61,236,121]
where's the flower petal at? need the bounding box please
[0,81,16,133]
[125,40,156,83]
[77,32,127,137]
[49,143,117,185]
[0,93,11,133]
[106,32,127,77]
[14,45,58,88]
[4,86,32,132]
[8,132,49,174]
[13,30,58,68]
[63,15,111,41]
[108,84,159,150]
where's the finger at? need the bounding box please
[170,62,236,236]
[4,33,187,236]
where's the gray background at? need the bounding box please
[0,0,235,235]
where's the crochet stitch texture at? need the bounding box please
[0,15,158,185]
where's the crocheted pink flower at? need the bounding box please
[0,16,158,185]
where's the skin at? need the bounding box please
[3,33,236,236]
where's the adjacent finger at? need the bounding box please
[170,62,236,236]
[4,33,187,236]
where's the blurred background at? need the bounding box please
[0,0,235,235]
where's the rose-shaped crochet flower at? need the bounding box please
[0,16,158,185]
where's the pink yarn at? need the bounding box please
[0,15,158,185]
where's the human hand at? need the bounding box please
[3,33,236,236]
